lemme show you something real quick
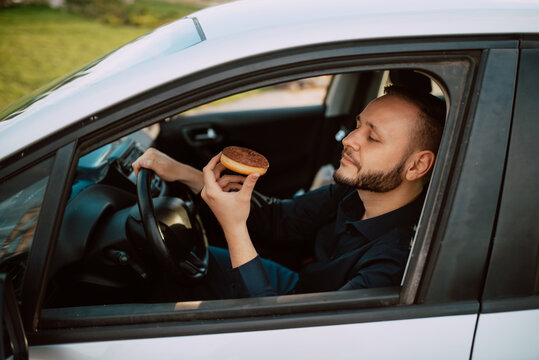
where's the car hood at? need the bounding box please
[1,0,538,161]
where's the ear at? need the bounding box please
[404,150,435,182]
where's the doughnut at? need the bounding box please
[221,146,269,176]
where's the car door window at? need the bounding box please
[0,158,53,292]
[43,66,454,309]
[38,48,480,358]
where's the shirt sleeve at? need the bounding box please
[235,185,352,297]
[233,256,277,297]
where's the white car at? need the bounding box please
[0,0,538,359]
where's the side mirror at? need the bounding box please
[0,274,28,360]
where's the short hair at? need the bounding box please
[384,84,446,155]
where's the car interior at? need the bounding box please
[42,68,446,309]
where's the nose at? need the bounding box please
[342,128,361,150]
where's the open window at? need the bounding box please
[36,50,475,343]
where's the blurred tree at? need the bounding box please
[48,0,65,7]
[0,0,64,7]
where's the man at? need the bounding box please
[133,85,445,298]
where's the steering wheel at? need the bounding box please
[136,168,208,282]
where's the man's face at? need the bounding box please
[334,95,419,192]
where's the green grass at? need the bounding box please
[0,2,200,111]
[138,0,200,18]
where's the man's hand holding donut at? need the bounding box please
[201,152,260,268]
[134,146,266,268]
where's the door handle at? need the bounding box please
[183,124,223,146]
[194,127,218,141]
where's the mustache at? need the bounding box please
[341,147,361,168]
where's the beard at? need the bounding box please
[333,150,407,193]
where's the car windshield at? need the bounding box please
[0,17,205,123]
[66,17,205,91]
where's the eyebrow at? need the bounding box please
[356,115,382,138]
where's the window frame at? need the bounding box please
[16,36,519,345]
[0,156,55,301]
[19,142,78,331]
[410,47,520,305]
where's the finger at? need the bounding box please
[132,152,147,177]
[213,161,226,180]
[205,152,222,169]
[223,183,243,192]
[132,159,140,177]
[136,158,155,175]
[214,163,226,174]
[239,173,259,200]
[217,175,246,188]
[132,156,151,177]
[202,153,223,192]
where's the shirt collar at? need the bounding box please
[338,189,425,241]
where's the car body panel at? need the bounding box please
[481,48,539,300]
[1,0,539,161]
[1,1,538,359]
[30,313,477,360]
[472,308,539,360]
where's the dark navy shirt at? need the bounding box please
[235,183,425,297]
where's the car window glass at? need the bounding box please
[183,75,332,115]
[0,158,53,291]
[0,18,206,122]
[377,70,444,98]
[47,68,450,309]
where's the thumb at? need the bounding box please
[239,173,259,198]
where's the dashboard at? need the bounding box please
[46,126,171,306]
[73,127,159,199]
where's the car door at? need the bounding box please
[3,38,519,360]
[471,45,539,360]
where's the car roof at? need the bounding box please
[1,0,538,161]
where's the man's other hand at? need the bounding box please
[132,148,204,193]
[201,152,260,231]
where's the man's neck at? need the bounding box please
[358,183,423,220]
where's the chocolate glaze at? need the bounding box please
[222,146,269,169]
